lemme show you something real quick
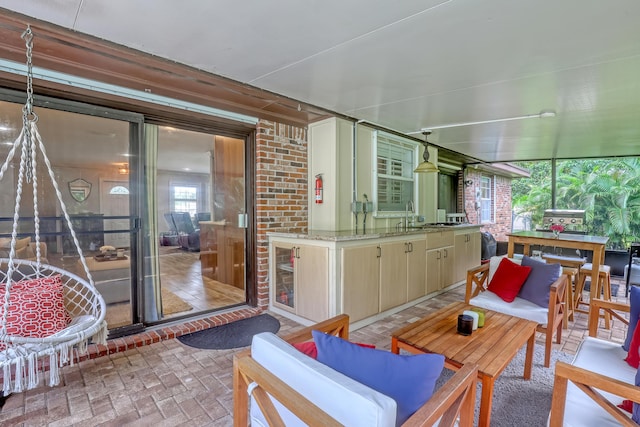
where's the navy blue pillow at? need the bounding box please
[518,256,562,307]
[312,330,444,426]
[624,286,640,351]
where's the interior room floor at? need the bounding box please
[0,278,630,426]
[51,247,246,329]
[158,247,245,314]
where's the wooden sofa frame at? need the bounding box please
[465,261,568,367]
[548,299,640,426]
[233,314,479,427]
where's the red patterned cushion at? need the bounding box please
[0,275,71,340]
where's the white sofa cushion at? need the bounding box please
[472,255,548,325]
[249,332,397,427]
[556,337,635,426]
[470,291,549,325]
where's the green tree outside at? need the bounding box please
[512,158,640,250]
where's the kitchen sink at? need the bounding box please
[404,222,465,230]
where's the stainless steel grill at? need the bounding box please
[538,209,587,258]
[541,209,586,232]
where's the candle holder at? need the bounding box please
[463,310,479,330]
[457,314,474,336]
[471,308,485,327]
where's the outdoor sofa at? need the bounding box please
[233,314,478,427]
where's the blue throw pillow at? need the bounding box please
[312,330,444,426]
[624,286,640,351]
[518,256,562,307]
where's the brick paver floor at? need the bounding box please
[0,279,630,426]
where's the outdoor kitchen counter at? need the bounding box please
[267,223,480,241]
[269,224,482,327]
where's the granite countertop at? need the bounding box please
[268,223,481,242]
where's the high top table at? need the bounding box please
[507,231,609,328]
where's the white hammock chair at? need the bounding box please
[0,27,107,395]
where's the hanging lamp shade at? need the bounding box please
[414,131,439,173]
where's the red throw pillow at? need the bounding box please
[626,319,640,368]
[487,258,532,302]
[293,340,375,359]
[0,275,71,345]
[619,399,634,414]
[293,341,318,359]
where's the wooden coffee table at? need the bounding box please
[391,301,537,427]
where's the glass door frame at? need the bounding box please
[0,87,145,335]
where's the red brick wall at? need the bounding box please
[255,120,308,310]
[463,169,512,241]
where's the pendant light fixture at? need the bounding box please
[414,131,439,173]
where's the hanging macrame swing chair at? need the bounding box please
[0,26,107,395]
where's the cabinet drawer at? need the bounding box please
[426,230,454,249]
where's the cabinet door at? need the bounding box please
[272,243,296,311]
[342,245,380,322]
[379,241,408,311]
[407,239,427,300]
[454,232,482,283]
[295,245,329,322]
[468,232,481,268]
[440,245,455,288]
[426,248,442,294]
[454,234,468,283]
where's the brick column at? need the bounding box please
[255,120,308,310]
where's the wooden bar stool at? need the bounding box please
[574,263,612,329]
[561,267,578,328]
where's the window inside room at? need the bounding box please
[480,175,493,223]
[376,132,416,212]
[171,184,198,215]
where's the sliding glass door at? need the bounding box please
[146,125,246,323]
[0,92,142,332]
[0,89,250,332]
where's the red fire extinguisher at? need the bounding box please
[315,174,323,204]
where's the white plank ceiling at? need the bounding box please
[0,0,639,163]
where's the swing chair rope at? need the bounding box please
[0,26,107,394]
[32,124,96,286]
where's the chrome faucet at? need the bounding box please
[405,200,414,231]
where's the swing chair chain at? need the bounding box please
[21,26,37,184]
[21,26,35,117]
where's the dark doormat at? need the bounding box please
[177,314,280,350]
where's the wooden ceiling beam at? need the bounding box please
[0,11,332,128]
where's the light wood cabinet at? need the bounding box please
[379,241,408,311]
[454,231,481,283]
[342,244,380,322]
[270,227,479,325]
[426,231,454,293]
[271,242,329,322]
[425,246,454,293]
[407,238,427,301]
[343,237,426,319]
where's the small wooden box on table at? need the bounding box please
[391,301,538,427]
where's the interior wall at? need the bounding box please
[213,136,244,224]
